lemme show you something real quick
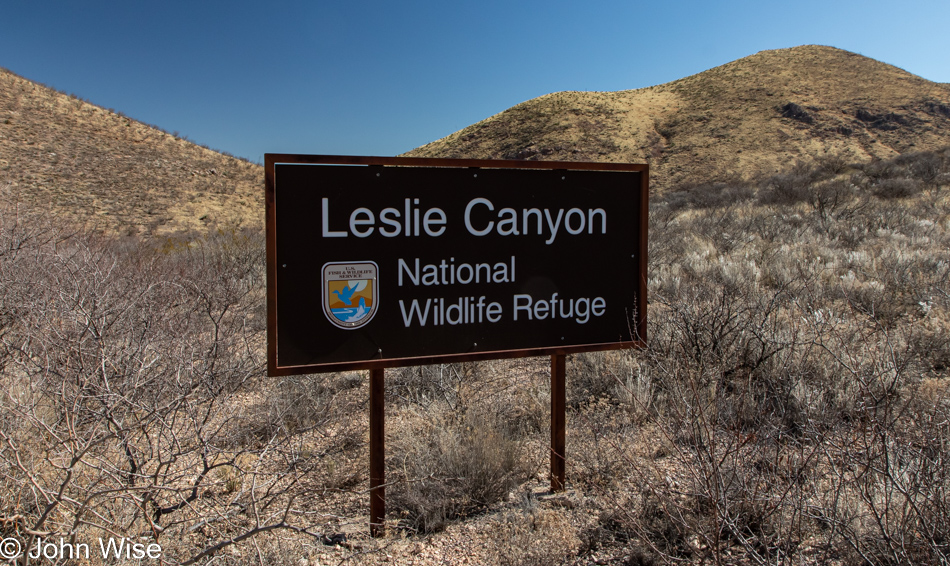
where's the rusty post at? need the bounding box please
[369,367,385,536]
[551,353,566,491]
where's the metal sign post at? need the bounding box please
[551,353,566,491]
[369,368,385,536]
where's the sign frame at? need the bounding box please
[265,154,648,377]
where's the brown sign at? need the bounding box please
[265,155,647,375]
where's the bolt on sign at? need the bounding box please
[265,155,647,375]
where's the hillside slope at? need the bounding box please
[3,46,948,234]
[0,67,262,236]
[405,46,950,191]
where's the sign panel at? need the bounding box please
[265,155,647,375]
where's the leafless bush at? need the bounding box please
[873,177,924,199]
[908,151,943,187]
[808,178,858,222]
[569,350,654,421]
[569,351,621,406]
[0,195,350,563]
[816,152,855,176]
[864,158,902,182]
[664,182,755,211]
[231,372,348,446]
[759,162,823,205]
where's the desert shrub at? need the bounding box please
[907,151,944,187]
[650,273,801,430]
[569,351,625,405]
[873,176,923,199]
[573,350,656,422]
[232,373,342,445]
[604,288,943,563]
[812,365,950,565]
[808,177,857,221]
[569,399,643,491]
[388,406,530,533]
[664,181,755,211]
[909,326,950,373]
[816,152,855,176]
[601,241,812,561]
[864,157,902,181]
[759,162,823,205]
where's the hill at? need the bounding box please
[405,45,950,191]
[0,67,262,236]
[3,45,949,234]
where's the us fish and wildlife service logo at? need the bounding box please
[322,261,378,330]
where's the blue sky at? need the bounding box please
[2,1,948,163]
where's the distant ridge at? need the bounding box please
[405,46,950,191]
[3,46,949,235]
[0,67,261,236]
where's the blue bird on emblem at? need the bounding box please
[331,280,368,306]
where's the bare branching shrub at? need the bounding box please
[232,372,359,445]
[569,351,623,406]
[816,152,855,176]
[665,181,755,211]
[570,350,655,422]
[759,161,822,205]
[908,151,943,187]
[0,194,354,563]
[873,176,923,199]
[809,177,857,221]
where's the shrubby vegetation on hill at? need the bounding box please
[599,147,950,564]
[1,147,949,565]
